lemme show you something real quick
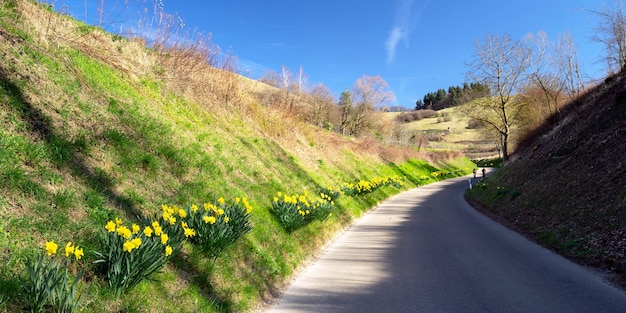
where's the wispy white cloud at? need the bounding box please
[385,0,413,64]
[385,0,430,64]
[386,27,406,64]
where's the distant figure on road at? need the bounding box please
[473,168,477,179]
[482,168,486,178]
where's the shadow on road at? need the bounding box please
[269,175,626,313]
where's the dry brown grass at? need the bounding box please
[19,1,155,78]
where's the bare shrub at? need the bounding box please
[398,112,417,123]
[420,109,438,119]
[428,133,444,142]
[394,109,437,123]
[467,118,484,129]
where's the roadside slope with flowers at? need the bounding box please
[0,2,475,312]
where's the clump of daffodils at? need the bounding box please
[181,197,254,258]
[271,191,334,233]
[20,240,89,312]
[340,176,405,196]
[318,184,343,202]
[95,216,181,298]
[95,197,254,296]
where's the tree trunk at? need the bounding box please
[502,132,509,161]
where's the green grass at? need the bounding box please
[393,107,498,159]
[0,2,477,312]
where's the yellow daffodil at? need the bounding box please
[115,217,123,226]
[181,221,188,229]
[45,240,58,256]
[160,233,168,244]
[183,227,196,238]
[154,225,162,236]
[165,245,173,256]
[123,240,135,253]
[74,246,84,260]
[224,216,230,223]
[217,197,225,205]
[123,238,142,253]
[204,216,216,224]
[216,208,224,216]
[131,224,140,234]
[243,198,253,213]
[117,226,132,239]
[191,204,199,212]
[162,204,176,215]
[74,246,85,261]
[168,216,176,225]
[131,237,142,247]
[105,221,116,232]
[143,226,153,237]
[235,197,240,203]
[65,242,75,257]
[178,209,187,218]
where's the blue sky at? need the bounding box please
[58,0,609,108]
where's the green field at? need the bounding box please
[388,107,499,160]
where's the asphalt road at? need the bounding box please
[268,174,626,313]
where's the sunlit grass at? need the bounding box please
[394,107,497,158]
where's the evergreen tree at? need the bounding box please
[415,99,424,110]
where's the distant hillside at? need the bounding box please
[467,68,626,284]
[0,1,473,312]
[390,106,499,159]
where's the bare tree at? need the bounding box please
[259,69,281,87]
[307,83,334,127]
[295,66,308,95]
[555,33,586,99]
[350,75,396,137]
[280,65,297,112]
[281,65,292,90]
[464,33,531,161]
[524,31,567,120]
[352,75,396,110]
[590,0,626,72]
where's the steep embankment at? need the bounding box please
[0,1,474,312]
[467,69,626,282]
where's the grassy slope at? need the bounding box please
[0,2,474,312]
[391,107,498,159]
[466,69,626,285]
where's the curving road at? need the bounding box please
[268,174,626,313]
